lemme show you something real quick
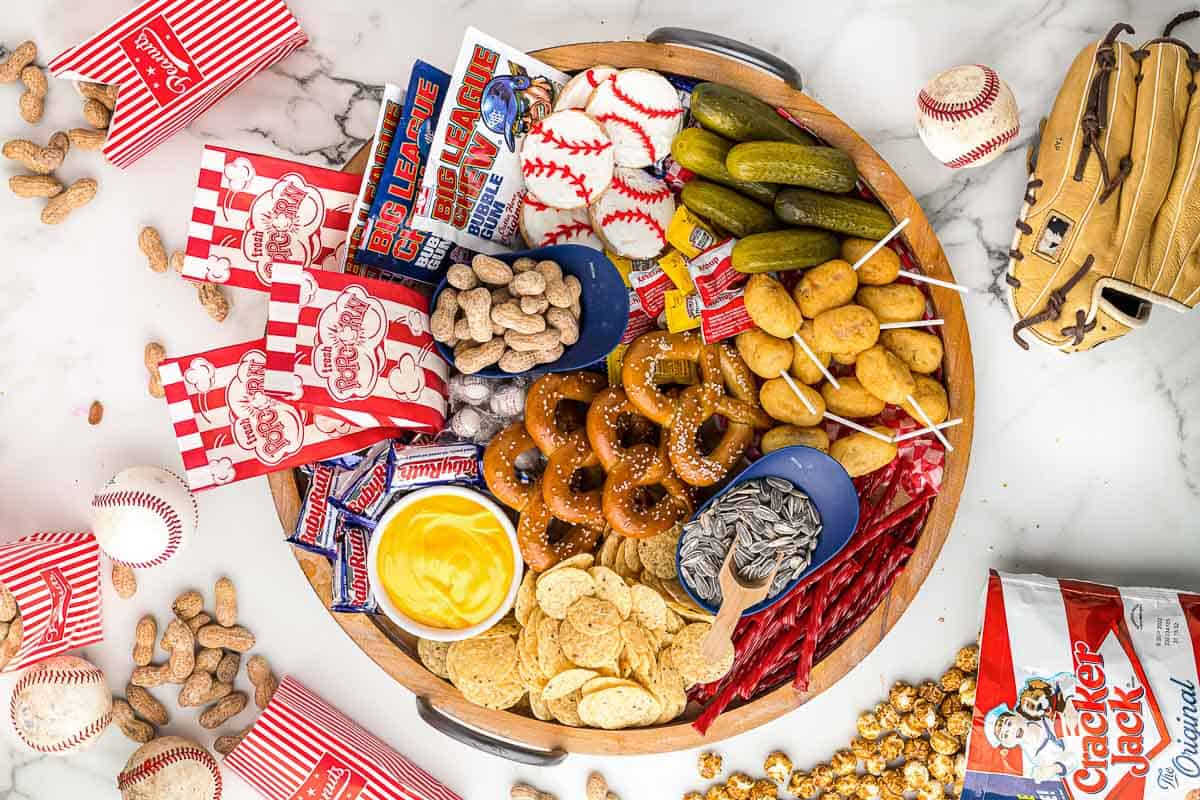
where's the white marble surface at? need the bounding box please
[3,1,1200,798]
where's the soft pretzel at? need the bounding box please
[585,387,659,470]
[542,429,605,528]
[668,383,758,486]
[517,477,603,571]
[524,372,606,456]
[621,331,705,426]
[602,442,692,539]
[483,422,539,510]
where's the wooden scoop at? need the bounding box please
[701,540,783,662]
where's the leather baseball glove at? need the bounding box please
[1007,12,1200,352]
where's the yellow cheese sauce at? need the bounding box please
[374,493,514,630]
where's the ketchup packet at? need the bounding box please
[630,264,674,318]
[410,28,568,254]
[354,61,467,284]
[159,339,402,491]
[343,83,405,274]
[965,571,1200,800]
[688,239,744,305]
[699,286,755,343]
[263,264,449,431]
[183,146,362,291]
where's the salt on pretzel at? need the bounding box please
[601,442,692,539]
[524,372,606,456]
[620,331,705,426]
[542,429,605,528]
[585,387,659,470]
[517,477,603,571]
[483,422,539,510]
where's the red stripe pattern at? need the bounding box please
[47,0,308,169]
[0,533,103,673]
[224,676,462,800]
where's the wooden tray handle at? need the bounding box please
[645,27,803,90]
[415,697,568,766]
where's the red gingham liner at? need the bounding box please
[225,676,462,800]
[182,146,363,292]
[0,532,103,673]
[263,264,448,429]
[821,406,946,497]
[47,0,307,169]
[158,338,403,492]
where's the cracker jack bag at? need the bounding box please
[263,264,449,431]
[159,339,403,491]
[964,571,1200,800]
[354,61,467,283]
[410,28,568,254]
[183,146,362,291]
[343,83,404,274]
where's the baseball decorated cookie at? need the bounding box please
[520,193,604,249]
[916,64,1019,168]
[91,465,199,569]
[589,166,675,259]
[554,65,617,111]
[519,109,614,209]
[118,736,222,800]
[586,68,685,167]
[9,655,112,755]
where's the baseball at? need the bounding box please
[118,736,223,800]
[916,64,1019,169]
[10,654,112,755]
[91,465,199,569]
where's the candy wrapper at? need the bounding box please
[964,571,1200,800]
[343,83,405,273]
[159,339,402,491]
[225,677,462,800]
[183,146,362,291]
[263,264,449,430]
[47,0,307,169]
[0,532,103,673]
[331,516,377,614]
[410,28,568,254]
[288,461,361,557]
[354,61,467,283]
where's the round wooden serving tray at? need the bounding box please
[268,30,975,761]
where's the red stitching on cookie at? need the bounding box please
[943,126,1018,168]
[117,745,223,796]
[600,208,667,244]
[521,158,593,203]
[12,666,110,754]
[594,113,656,162]
[523,193,551,212]
[91,489,184,569]
[530,122,612,157]
[586,68,613,89]
[610,78,684,120]
[918,64,999,122]
[611,174,672,204]
[539,221,597,246]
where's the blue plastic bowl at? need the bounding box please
[433,244,629,379]
[675,446,860,617]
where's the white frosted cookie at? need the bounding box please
[589,167,675,259]
[519,110,614,209]
[585,68,684,168]
[554,65,618,111]
[520,193,604,249]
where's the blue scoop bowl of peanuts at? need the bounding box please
[431,244,629,379]
[676,446,861,617]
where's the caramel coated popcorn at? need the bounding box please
[699,752,724,781]
[954,644,978,672]
[889,682,917,713]
[764,751,792,785]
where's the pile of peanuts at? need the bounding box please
[512,770,620,800]
[432,254,583,374]
[1,40,110,224]
[139,225,230,322]
[116,577,279,756]
[684,645,979,800]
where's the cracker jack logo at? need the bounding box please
[118,14,203,108]
[313,286,387,401]
[242,174,326,285]
[38,568,72,645]
[287,752,366,800]
[226,349,305,467]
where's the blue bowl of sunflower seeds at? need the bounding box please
[675,446,860,617]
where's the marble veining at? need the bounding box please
[2,1,1199,799]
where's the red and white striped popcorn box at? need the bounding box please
[47,0,308,169]
[225,676,462,800]
[262,264,449,430]
[183,146,363,292]
[0,532,103,673]
[158,338,403,492]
